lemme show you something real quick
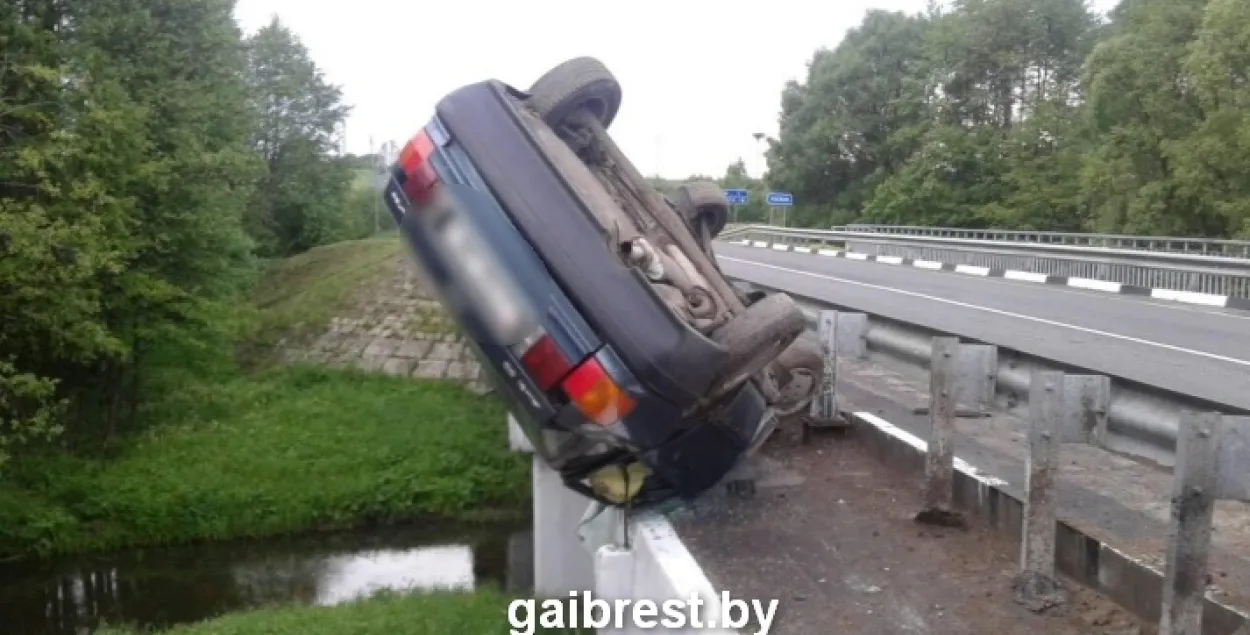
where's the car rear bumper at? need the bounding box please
[557,379,770,506]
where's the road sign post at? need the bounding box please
[724,188,749,223]
[766,191,793,227]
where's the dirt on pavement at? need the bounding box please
[669,428,1153,635]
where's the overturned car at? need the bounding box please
[383,56,824,508]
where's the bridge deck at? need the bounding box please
[671,431,1146,634]
[670,356,1250,634]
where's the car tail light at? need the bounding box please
[396,129,439,207]
[561,357,636,427]
[516,332,572,392]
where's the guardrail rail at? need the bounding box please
[726,276,1246,469]
[840,224,1250,259]
[723,224,1250,299]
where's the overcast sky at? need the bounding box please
[232,0,1116,180]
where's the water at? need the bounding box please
[0,522,533,635]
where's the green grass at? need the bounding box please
[99,588,588,635]
[0,234,531,561]
[247,235,402,356]
[0,366,529,560]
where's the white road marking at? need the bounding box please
[853,412,1009,488]
[719,256,1250,367]
[1068,277,1122,292]
[1003,270,1050,283]
[1150,288,1228,307]
[954,264,991,276]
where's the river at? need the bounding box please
[0,521,532,635]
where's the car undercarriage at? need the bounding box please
[520,56,830,448]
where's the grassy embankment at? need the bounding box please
[0,234,530,562]
[100,590,587,635]
[98,590,590,635]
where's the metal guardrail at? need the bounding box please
[840,224,1250,259]
[728,225,1250,298]
[729,278,1248,471]
[793,303,1249,634]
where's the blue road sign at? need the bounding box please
[723,188,749,205]
[766,192,794,206]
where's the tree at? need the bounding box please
[0,0,261,452]
[243,17,356,257]
[1080,0,1214,235]
[769,10,933,227]
[1173,0,1250,237]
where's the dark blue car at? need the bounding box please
[382,57,812,508]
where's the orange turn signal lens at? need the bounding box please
[561,358,636,426]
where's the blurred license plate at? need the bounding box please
[426,189,534,345]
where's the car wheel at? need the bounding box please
[671,181,730,241]
[528,56,623,130]
[710,293,807,395]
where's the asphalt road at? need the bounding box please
[713,242,1250,411]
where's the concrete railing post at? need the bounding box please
[1013,370,1068,611]
[916,336,965,527]
[509,414,597,598]
[593,544,637,634]
[1159,412,1250,635]
[810,310,839,422]
[1009,371,1114,612]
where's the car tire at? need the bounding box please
[671,181,730,241]
[528,56,623,130]
[710,293,807,394]
[769,340,823,416]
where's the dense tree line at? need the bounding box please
[766,0,1250,238]
[0,0,375,467]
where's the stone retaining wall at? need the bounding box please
[284,255,491,393]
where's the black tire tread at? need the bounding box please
[672,181,730,240]
[682,180,729,210]
[528,57,622,129]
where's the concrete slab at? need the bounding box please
[667,353,1250,634]
[669,433,1149,635]
[834,357,1250,631]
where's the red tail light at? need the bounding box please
[518,333,572,392]
[513,331,636,427]
[396,129,439,207]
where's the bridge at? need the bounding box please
[512,224,1250,635]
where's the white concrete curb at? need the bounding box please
[509,415,737,633]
